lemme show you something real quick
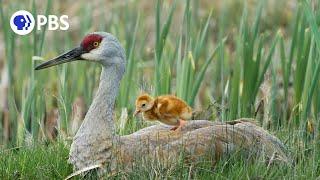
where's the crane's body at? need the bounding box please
[35,32,290,174]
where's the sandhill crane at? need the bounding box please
[35,32,290,174]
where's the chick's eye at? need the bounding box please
[141,104,146,107]
[93,41,99,47]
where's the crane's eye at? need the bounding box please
[141,104,146,107]
[93,41,100,47]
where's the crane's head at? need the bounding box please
[35,32,126,70]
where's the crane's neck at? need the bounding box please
[83,64,122,135]
[69,62,125,170]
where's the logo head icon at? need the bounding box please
[10,10,35,35]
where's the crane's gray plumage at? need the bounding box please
[35,32,290,174]
[67,32,127,169]
[36,32,127,169]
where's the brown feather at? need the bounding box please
[135,94,192,127]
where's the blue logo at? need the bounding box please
[14,14,32,30]
[10,10,35,35]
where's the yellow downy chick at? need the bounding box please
[134,94,192,131]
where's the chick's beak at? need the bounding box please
[35,46,85,70]
[133,109,141,117]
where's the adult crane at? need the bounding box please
[35,32,290,174]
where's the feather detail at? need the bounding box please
[135,94,192,130]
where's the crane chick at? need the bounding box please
[134,94,192,131]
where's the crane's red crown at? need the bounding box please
[81,34,103,52]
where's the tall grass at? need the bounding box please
[226,0,280,120]
[0,0,320,178]
[153,0,223,106]
[0,0,17,145]
[0,0,319,154]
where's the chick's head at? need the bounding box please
[134,94,154,116]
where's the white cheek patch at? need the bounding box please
[81,52,100,61]
[81,47,104,61]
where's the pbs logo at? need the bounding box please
[10,10,35,35]
[10,10,69,36]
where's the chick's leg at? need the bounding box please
[170,126,178,131]
[170,119,187,131]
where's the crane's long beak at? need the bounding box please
[35,46,85,70]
